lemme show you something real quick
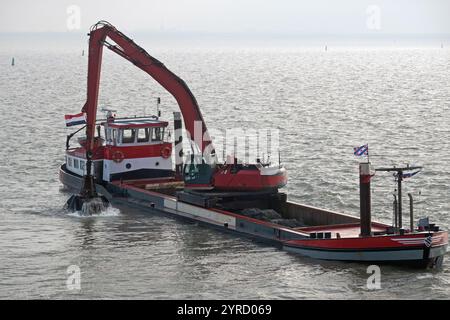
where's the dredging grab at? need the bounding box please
[61,21,448,269]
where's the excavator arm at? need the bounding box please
[66,20,286,213]
[81,21,214,161]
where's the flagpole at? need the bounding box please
[367,143,370,163]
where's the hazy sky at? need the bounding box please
[1,0,450,35]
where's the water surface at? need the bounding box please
[0,38,449,299]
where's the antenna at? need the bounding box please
[156,97,161,118]
[376,165,423,230]
[278,149,281,168]
[256,130,260,163]
[222,132,226,163]
[100,107,117,120]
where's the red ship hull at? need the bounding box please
[284,223,448,268]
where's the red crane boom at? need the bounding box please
[66,21,286,213]
[81,21,214,161]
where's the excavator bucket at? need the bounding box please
[65,194,109,215]
[65,172,109,215]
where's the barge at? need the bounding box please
[61,21,447,269]
[60,161,447,269]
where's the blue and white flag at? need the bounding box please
[402,170,421,178]
[353,144,368,156]
[424,235,432,247]
[394,170,421,179]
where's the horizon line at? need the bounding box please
[1,31,450,38]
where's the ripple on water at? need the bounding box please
[0,47,450,299]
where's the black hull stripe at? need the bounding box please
[283,244,426,253]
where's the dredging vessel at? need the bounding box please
[60,21,448,268]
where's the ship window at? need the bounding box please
[122,129,136,144]
[74,158,79,169]
[137,128,150,143]
[68,157,73,167]
[80,160,85,171]
[152,127,163,141]
[111,129,119,145]
[105,128,112,143]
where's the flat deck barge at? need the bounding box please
[60,166,448,268]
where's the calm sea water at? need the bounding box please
[1,36,450,299]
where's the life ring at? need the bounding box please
[112,150,125,163]
[161,146,171,159]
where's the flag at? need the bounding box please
[65,112,86,127]
[394,170,421,179]
[424,235,432,247]
[353,144,368,156]
[402,170,420,178]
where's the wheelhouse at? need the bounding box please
[103,117,169,146]
[65,115,174,182]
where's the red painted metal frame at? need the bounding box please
[107,121,168,129]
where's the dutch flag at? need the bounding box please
[65,112,86,127]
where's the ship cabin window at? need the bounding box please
[74,158,79,169]
[152,127,164,142]
[137,128,150,143]
[104,127,119,145]
[112,129,118,144]
[114,126,165,145]
[122,128,136,144]
[68,157,73,167]
[105,128,112,143]
[80,160,85,171]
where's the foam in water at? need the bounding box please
[67,205,121,218]
[81,197,107,215]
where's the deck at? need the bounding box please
[295,222,389,238]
